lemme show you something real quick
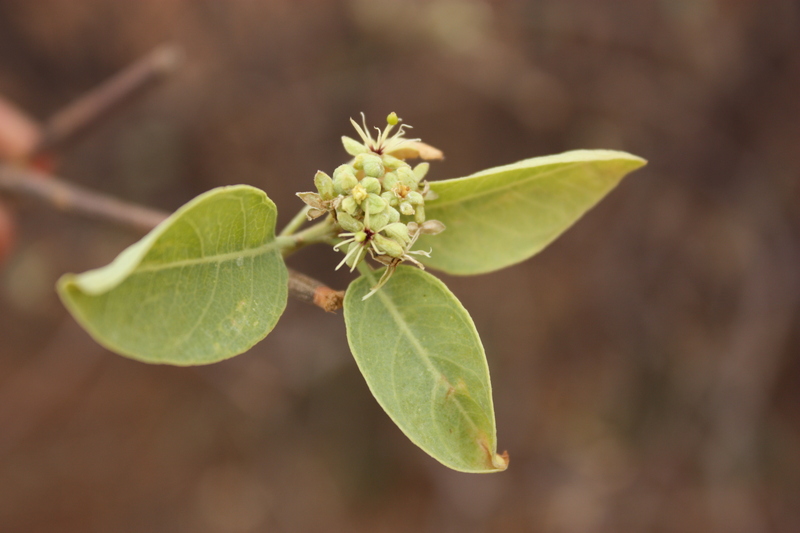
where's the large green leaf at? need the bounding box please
[58,185,289,365]
[419,149,646,275]
[344,266,507,473]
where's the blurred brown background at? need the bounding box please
[1,1,799,532]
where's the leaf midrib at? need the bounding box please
[428,160,603,211]
[132,237,288,274]
[372,272,481,436]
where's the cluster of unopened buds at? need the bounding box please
[297,112,445,298]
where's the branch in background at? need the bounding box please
[0,164,166,232]
[0,96,42,162]
[33,44,183,156]
[0,44,343,312]
[0,163,344,311]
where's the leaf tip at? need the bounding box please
[478,433,509,472]
[492,450,510,472]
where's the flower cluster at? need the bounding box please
[297,113,445,298]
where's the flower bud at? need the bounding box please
[333,165,358,194]
[387,206,401,223]
[333,163,355,180]
[399,201,415,216]
[314,171,335,199]
[414,205,426,223]
[341,196,358,215]
[367,208,390,231]
[413,162,430,182]
[381,155,405,170]
[382,222,410,245]
[337,211,364,233]
[364,193,387,214]
[396,166,417,188]
[373,234,404,258]
[342,136,368,156]
[382,171,399,191]
[407,191,424,205]
[361,154,384,178]
[361,177,381,195]
[381,191,398,206]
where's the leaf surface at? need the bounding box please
[58,185,288,365]
[344,266,507,473]
[419,150,646,274]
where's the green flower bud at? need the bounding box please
[413,162,430,182]
[341,196,358,215]
[382,171,399,191]
[367,208,390,231]
[381,154,405,170]
[399,201,415,216]
[373,234,404,258]
[333,165,358,194]
[407,191,424,205]
[382,222,410,245]
[361,177,381,195]
[361,154,384,178]
[387,206,400,223]
[337,211,364,233]
[351,183,368,204]
[414,205,426,223]
[381,191,397,206]
[364,193,387,214]
[333,163,356,180]
[342,136,368,156]
[396,166,417,188]
[314,171,335,199]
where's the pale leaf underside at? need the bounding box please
[345,266,507,473]
[58,185,288,365]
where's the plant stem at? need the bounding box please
[278,205,311,237]
[0,163,167,232]
[280,216,338,257]
[356,260,374,277]
[0,163,344,311]
[288,269,344,312]
[33,44,183,155]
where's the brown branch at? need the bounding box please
[288,269,345,312]
[33,44,183,155]
[0,163,344,311]
[0,96,42,161]
[0,164,167,232]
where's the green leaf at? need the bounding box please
[419,149,647,275]
[344,265,507,473]
[58,185,289,365]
